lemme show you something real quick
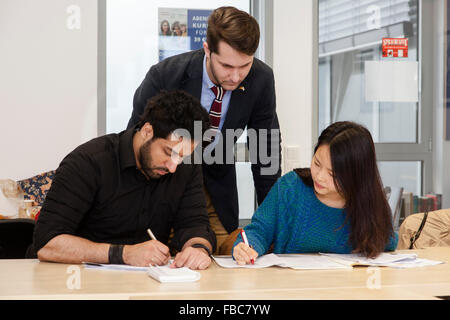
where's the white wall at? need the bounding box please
[0,0,98,180]
[273,0,317,173]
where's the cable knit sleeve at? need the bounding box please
[233,175,284,257]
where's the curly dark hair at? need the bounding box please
[138,90,210,141]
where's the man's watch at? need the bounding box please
[191,243,212,257]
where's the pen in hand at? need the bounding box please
[240,229,254,264]
[147,228,157,241]
[147,228,171,266]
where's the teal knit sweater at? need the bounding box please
[234,171,398,257]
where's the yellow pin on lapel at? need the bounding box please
[239,86,245,92]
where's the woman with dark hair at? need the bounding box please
[233,121,398,264]
[160,20,171,36]
[171,21,182,36]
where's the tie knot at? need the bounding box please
[211,86,226,101]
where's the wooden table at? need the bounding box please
[0,247,449,300]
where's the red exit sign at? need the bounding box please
[382,38,408,58]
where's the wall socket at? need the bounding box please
[284,146,302,173]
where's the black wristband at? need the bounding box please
[191,243,212,257]
[108,244,125,264]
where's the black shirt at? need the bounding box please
[31,127,216,255]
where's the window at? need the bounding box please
[318,0,431,196]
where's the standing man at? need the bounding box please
[127,7,281,252]
[31,90,215,269]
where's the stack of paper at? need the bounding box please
[320,252,444,269]
[147,265,201,283]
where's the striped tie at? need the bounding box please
[203,86,226,148]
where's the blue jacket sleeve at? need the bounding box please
[233,178,281,258]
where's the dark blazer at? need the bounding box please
[127,49,281,233]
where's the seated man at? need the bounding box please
[29,90,215,270]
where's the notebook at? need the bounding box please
[147,265,201,283]
[213,252,443,270]
[212,254,351,270]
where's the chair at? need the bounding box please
[218,228,242,255]
[384,186,404,231]
[0,219,35,259]
[16,170,55,207]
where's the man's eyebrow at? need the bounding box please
[165,145,180,157]
[219,60,252,68]
[164,145,173,153]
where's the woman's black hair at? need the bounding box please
[295,121,394,258]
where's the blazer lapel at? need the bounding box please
[222,78,250,131]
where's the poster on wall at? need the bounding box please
[158,8,212,61]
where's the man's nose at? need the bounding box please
[166,158,179,173]
[230,69,240,83]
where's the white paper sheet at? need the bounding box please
[320,252,418,265]
[213,254,352,270]
[83,262,149,272]
[382,258,444,269]
[212,253,285,269]
[320,252,443,268]
[277,255,352,270]
[213,252,443,270]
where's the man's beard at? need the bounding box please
[138,138,169,179]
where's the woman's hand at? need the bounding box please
[232,242,258,265]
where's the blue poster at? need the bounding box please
[158,8,212,62]
[187,9,212,51]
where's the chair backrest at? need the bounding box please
[385,186,404,231]
[0,219,35,259]
[16,170,55,207]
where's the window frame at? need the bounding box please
[315,0,433,195]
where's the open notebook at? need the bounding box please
[213,253,351,270]
[213,252,443,269]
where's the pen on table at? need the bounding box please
[240,229,254,264]
[147,228,157,241]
